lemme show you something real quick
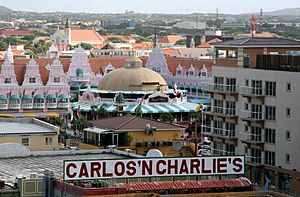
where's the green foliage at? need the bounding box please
[175,39,187,45]
[135,37,152,43]
[189,111,202,122]
[71,115,88,133]
[108,37,127,43]
[0,42,8,51]
[26,41,52,57]
[79,42,93,50]
[49,118,65,127]
[124,133,133,146]
[159,113,173,122]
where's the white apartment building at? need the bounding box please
[203,37,300,195]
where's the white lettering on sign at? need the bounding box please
[63,156,244,181]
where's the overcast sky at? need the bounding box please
[0,0,299,14]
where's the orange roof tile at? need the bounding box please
[237,33,279,38]
[102,35,135,41]
[157,35,184,44]
[162,49,181,57]
[131,42,153,49]
[59,29,103,43]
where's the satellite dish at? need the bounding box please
[172,140,183,151]
[146,149,164,157]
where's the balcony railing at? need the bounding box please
[240,86,265,97]
[240,110,264,121]
[33,103,45,109]
[69,76,89,82]
[203,83,238,94]
[8,103,21,109]
[241,132,264,144]
[21,103,33,109]
[58,102,69,108]
[0,104,8,110]
[205,106,237,117]
[202,126,237,139]
[211,148,236,156]
[245,155,263,166]
[46,103,58,109]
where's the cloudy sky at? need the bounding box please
[0,0,299,14]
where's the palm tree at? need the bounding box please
[70,115,88,138]
[159,113,173,122]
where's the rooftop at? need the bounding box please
[213,37,300,47]
[0,118,58,136]
[90,115,186,132]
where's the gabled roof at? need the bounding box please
[59,29,103,42]
[197,38,222,48]
[157,35,184,44]
[213,37,300,47]
[90,115,186,132]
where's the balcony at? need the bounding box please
[240,132,264,145]
[46,103,58,109]
[211,148,236,156]
[240,110,264,123]
[203,83,238,95]
[58,102,69,108]
[69,76,89,82]
[240,86,265,97]
[21,103,33,109]
[202,126,238,140]
[204,106,238,119]
[0,104,8,110]
[33,103,45,109]
[245,156,263,166]
[8,103,21,109]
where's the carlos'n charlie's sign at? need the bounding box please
[63,156,245,181]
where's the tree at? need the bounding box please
[175,39,187,46]
[108,37,127,43]
[0,42,8,51]
[159,113,173,122]
[80,42,93,50]
[70,115,88,136]
[135,37,152,43]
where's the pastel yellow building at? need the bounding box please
[0,118,59,151]
[83,115,194,157]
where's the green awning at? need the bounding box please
[0,95,7,100]
[80,83,89,89]
[58,94,68,99]
[46,94,56,99]
[76,68,84,74]
[10,95,20,100]
[22,95,32,100]
[91,83,98,88]
[34,94,44,99]
[70,84,80,90]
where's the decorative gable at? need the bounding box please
[23,59,43,86]
[46,58,67,85]
[0,58,18,86]
[146,47,170,76]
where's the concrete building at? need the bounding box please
[0,118,59,151]
[203,37,300,195]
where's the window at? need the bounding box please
[21,138,29,146]
[189,71,194,76]
[225,123,235,137]
[265,128,275,143]
[251,104,262,119]
[176,70,182,75]
[29,77,36,83]
[45,137,52,145]
[250,148,262,164]
[251,80,263,95]
[4,78,11,84]
[216,50,227,58]
[286,108,291,118]
[245,103,249,110]
[286,130,290,141]
[225,101,236,115]
[153,67,161,73]
[54,77,60,83]
[224,144,235,155]
[265,81,276,96]
[213,141,223,155]
[214,76,224,91]
[226,78,236,92]
[286,82,291,92]
[285,154,290,163]
[245,79,249,86]
[213,120,223,135]
[214,99,223,114]
[265,151,275,166]
[265,106,276,121]
[251,127,262,142]
[227,50,238,58]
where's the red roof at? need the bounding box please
[118,178,252,192]
[102,35,135,41]
[0,29,32,36]
[197,38,222,48]
[132,42,153,49]
[59,29,103,42]
[237,33,279,38]
[157,35,184,44]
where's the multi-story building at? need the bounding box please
[203,37,300,195]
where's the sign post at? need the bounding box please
[63,156,245,181]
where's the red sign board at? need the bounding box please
[63,156,245,181]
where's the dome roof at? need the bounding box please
[99,56,169,92]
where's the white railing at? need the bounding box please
[241,132,264,143]
[0,104,8,110]
[211,148,236,156]
[33,103,45,109]
[100,98,115,103]
[206,106,237,116]
[245,155,263,165]
[239,110,263,121]
[46,103,58,109]
[58,102,69,108]
[8,103,21,109]
[69,76,89,81]
[202,126,237,138]
[240,86,265,96]
[203,83,238,93]
[21,103,33,109]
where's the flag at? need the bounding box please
[77,105,81,117]
[195,101,204,112]
[264,175,271,191]
[134,94,146,114]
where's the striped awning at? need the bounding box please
[71,102,198,114]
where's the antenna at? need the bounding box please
[216,8,220,30]
[251,14,257,37]
[154,27,157,48]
